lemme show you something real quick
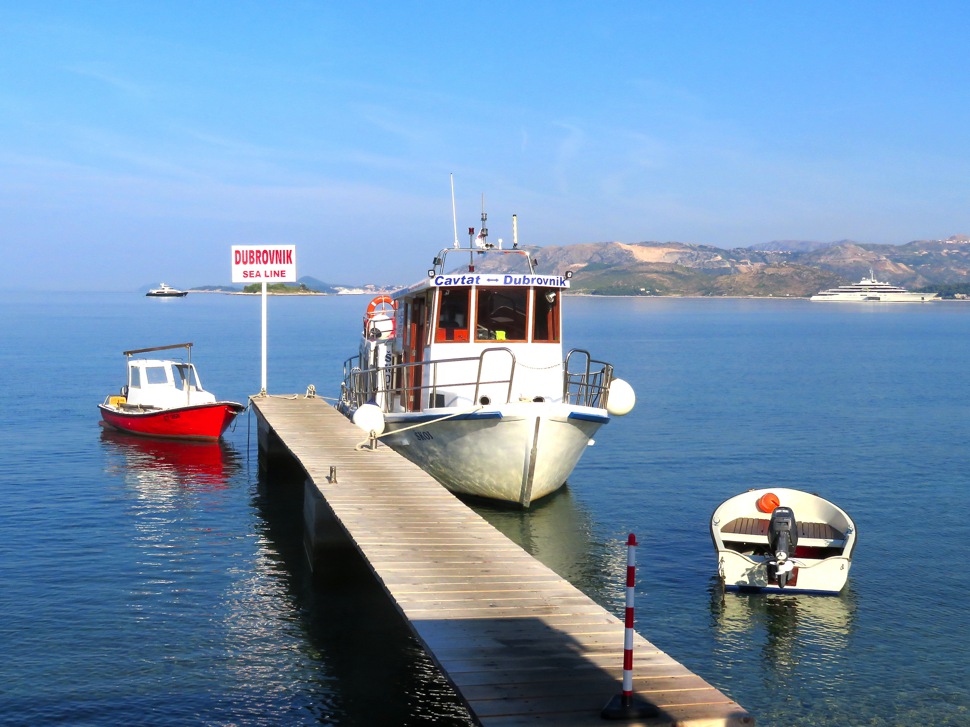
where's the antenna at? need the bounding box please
[477,194,488,248]
[450,174,459,249]
[512,214,518,248]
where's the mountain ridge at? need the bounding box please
[522,235,970,296]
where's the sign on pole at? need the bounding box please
[231,245,297,395]
[231,245,297,283]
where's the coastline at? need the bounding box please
[182,289,968,301]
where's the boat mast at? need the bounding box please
[512,214,518,249]
[479,194,488,247]
[467,194,488,271]
[450,174,459,249]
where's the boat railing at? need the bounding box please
[430,246,536,277]
[563,349,614,409]
[341,348,517,413]
[342,347,615,413]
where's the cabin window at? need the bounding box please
[435,288,470,342]
[172,364,187,389]
[129,367,141,388]
[532,288,561,342]
[173,364,200,390]
[146,366,169,385]
[475,287,528,342]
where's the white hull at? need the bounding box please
[717,550,851,594]
[378,402,607,506]
[711,487,856,595]
[811,273,938,302]
[810,291,937,302]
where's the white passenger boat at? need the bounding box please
[711,487,857,594]
[337,206,635,507]
[810,271,937,302]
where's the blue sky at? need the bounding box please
[3,2,969,291]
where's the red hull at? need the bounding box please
[99,401,245,440]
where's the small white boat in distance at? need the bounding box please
[337,202,635,508]
[711,487,857,594]
[146,283,188,297]
[810,270,937,302]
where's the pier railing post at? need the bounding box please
[601,533,659,720]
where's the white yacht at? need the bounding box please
[146,283,188,297]
[810,271,938,302]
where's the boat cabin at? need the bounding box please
[122,358,217,410]
[349,237,611,416]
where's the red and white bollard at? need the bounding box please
[601,533,658,720]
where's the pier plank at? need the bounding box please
[252,395,754,726]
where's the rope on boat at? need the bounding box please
[250,386,336,402]
[354,405,484,452]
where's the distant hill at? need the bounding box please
[524,235,970,297]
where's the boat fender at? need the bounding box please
[757,492,780,513]
[352,403,386,435]
[605,378,635,416]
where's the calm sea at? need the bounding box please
[1,291,968,726]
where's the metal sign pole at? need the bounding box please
[261,280,268,395]
[230,245,296,398]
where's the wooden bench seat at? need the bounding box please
[720,516,844,546]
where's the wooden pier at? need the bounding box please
[251,393,754,726]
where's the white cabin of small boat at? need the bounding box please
[118,344,217,410]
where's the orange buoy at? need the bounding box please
[757,492,780,513]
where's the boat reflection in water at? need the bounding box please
[709,582,857,677]
[100,426,242,495]
[468,486,619,604]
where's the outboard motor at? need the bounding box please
[767,506,798,588]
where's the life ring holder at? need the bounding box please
[363,295,397,338]
[365,295,397,319]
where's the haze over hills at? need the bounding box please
[746,240,841,253]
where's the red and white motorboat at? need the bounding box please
[99,343,245,440]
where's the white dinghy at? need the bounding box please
[711,487,857,594]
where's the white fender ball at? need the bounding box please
[352,403,386,435]
[606,378,635,416]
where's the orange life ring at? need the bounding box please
[365,295,397,319]
[757,492,780,513]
